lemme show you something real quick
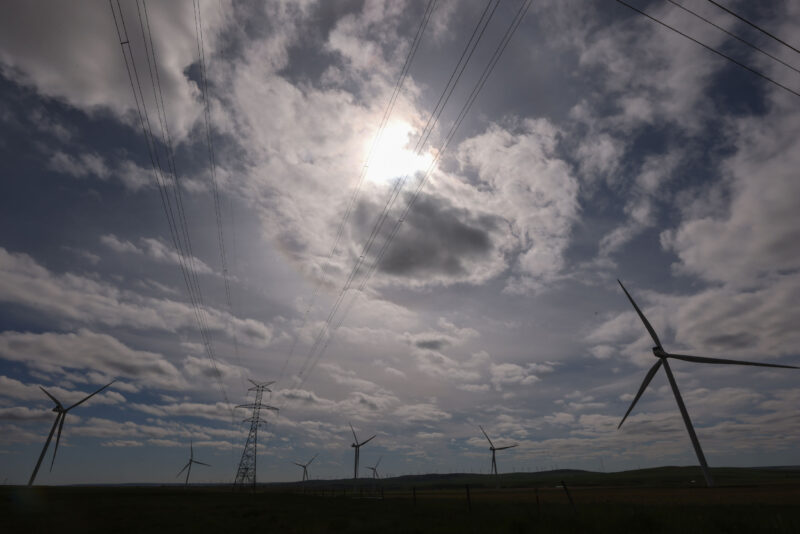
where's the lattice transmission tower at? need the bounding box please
[233,379,278,490]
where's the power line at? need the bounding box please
[614,0,800,98]
[275,0,439,385]
[667,0,800,75]
[191,0,246,393]
[296,0,532,390]
[291,0,502,387]
[110,0,233,414]
[703,0,800,56]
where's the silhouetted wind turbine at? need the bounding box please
[365,456,382,479]
[28,380,115,486]
[479,425,517,475]
[293,453,318,482]
[616,279,799,487]
[349,423,376,479]
[177,440,210,486]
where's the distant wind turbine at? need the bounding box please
[28,380,115,486]
[293,453,318,482]
[616,279,798,487]
[349,423,376,479]
[177,440,210,486]
[365,456,382,479]
[479,425,517,476]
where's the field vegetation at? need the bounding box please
[4,467,799,533]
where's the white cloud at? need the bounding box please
[0,247,273,348]
[0,329,186,390]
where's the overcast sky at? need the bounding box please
[1,0,799,485]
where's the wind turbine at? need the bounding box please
[28,380,115,486]
[349,423,376,479]
[176,440,210,486]
[616,279,798,487]
[365,456,382,479]
[479,425,517,475]
[292,453,318,482]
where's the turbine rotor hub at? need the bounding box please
[652,346,667,358]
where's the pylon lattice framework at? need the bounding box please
[233,379,278,489]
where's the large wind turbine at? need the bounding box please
[616,279,798,487]
[177,440,210,486]
[293,453,318,482]
[479,425,517,475]
[365,456,382,479]
[349,423,376,479]
[28,380,115,486]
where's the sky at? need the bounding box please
[1,0,799,485]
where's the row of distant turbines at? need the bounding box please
[25,281,797,487]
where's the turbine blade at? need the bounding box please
[177,463,190,477]
[49,413,66,471]
[39,387,63,410]
[495,444,518,450]
[668,353,799,369]
[190,440,193,459]
[479,425,495,448]
[308,453,318,465]
[193,461,210,467]
[375,456,382,468]
[360,435,376,446]
[349,422,358,443]
[66,380,115,411]
[293,462,304,467]
[618,359,663,429]
[618,280,663,349]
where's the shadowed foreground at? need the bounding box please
[4,468,800,533]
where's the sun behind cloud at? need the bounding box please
[364,121,433,184]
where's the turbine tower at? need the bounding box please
[177,440,210,486]
[28,380,115,486]
[293,453,318,482]
[616,279,798,487]
[479,425,517,476]
[365,456,382,479]
[234,380,278,490]
[349,423,376,479]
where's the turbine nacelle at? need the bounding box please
[652,346,667,358]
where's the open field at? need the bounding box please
[4,467,800,533]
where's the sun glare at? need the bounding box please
[364,121,433,184]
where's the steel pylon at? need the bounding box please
[233,380,278,490]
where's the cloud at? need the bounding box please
[47,151,108,180]
[457,118,580,293]
[489,363,541,390]
[0,247,273,348]
[0,330,186,390]
[394,403,451,423]
[101,234,217,275]
[0,0,225,139]
[661,97,800,286]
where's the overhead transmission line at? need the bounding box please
[666,0,800,75]
[274,0,439,384]
[614,0,800,98]
[191,0,247,393]
[290,0,503,388]
[703,0,800,56]
[109,0,233,413]
[295,0,532,392]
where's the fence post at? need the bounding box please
[465,484,472,512]
[413,486,417,506]
[560,480,574,509]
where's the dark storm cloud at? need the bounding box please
[366,193,499,278]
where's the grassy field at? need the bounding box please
[4,467,799,533]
